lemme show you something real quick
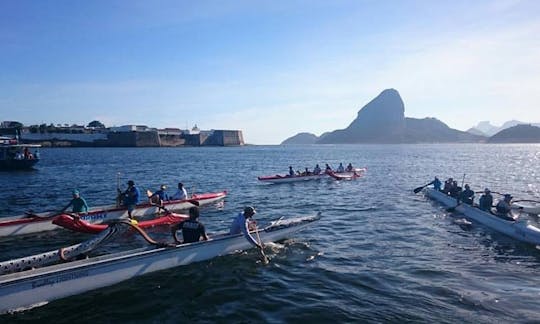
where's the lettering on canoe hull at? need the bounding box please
[31,270,89,289]
[81,213,108,222]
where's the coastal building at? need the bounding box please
[1,121,244,147]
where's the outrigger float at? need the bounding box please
[424,188,540,246]
[0,213,321,314]
[0,191,227,237]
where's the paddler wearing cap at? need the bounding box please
[229,206,263,249]
[122,180,140,219]
[61,189,89,214]
[479,188,493,211]
[149,184,169,207]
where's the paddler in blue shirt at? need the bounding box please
[430,177,442,191]
[61,190,89,214]
[313,164,321,175]
[149,184,168,207]
[229,206,263,249]
[122,180,140,219]
[288,166,295,176]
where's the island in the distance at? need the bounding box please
[282,89,540,144]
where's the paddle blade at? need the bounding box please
[187,199,200,206]
[413,186,425,194]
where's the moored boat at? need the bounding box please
[0,136,41,170]
[0,191,227,237]
[0,213,321,314]
[424,188,540,246]
[52,212,189,234]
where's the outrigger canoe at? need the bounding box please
[326,168,367,181]
[424,188,540,246]
[512,201,540,215]
[258,173,327,184]
[52,212,189,234]
[258,167,367,184]
[0,191,227,237]
[0,213,321,314]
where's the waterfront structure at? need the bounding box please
[1,122,244,147]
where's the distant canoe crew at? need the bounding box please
[229,206,262,249]
[460,184,475,205]
[430,177,442,191]
[172,206,209,244]
[313,164,321,175]
[337,163,345,173]
[479,188,493,211]
[122,180,140,219]
[171,182,188,200]
[346,163,354,172]
[289,166,295,176]
[61,189,89,214]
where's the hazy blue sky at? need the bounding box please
[1,0,539,144]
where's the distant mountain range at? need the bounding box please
[282,89,484,144]
[467,120,540,137]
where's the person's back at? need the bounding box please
[180,219,205,243]
[173,207,208,243]
[337,163,345,173]
[478,189,493,211]
[346,163,353,172]
[496,195,512,214]
[313,164,321,175]
[460,185,474,205]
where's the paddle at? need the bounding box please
[254,223,270,265]
[25,208,67,220]
[413,181,433,194]
[115,172,122,207]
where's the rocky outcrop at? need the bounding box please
[488,124,540,143]
[312,89,483,144]
[281,132,319,145]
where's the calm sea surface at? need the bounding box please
[1,144,540,323]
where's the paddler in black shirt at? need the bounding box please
[171,207,209,244]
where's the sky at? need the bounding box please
[1,0,540,144]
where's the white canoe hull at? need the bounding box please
[0,191,227,237]
[425,188,540,246]
[258,174,327,184]
[0,214,319,314]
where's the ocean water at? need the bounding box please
[1,144,540,323]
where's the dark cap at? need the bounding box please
[127,180,135,186]
[243,206,256,216]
